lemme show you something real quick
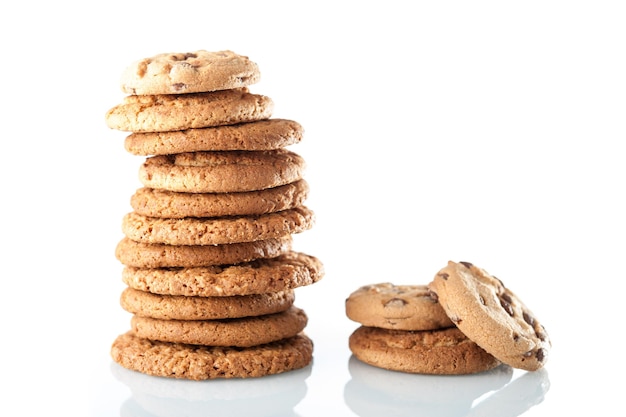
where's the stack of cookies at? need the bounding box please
[346,261,550,375]
[105,50,324,380]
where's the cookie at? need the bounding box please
[130,180,309,219]
[120,287,295,320]
[348,325,501,375]
[121,251,324,296]
[124,119,303,155]
[105,88,273,132]
[138,149,305,193]
[130,306,307,347]
[120,50,261,95]
[116,235,292,268]
[111,331,313,380]
[428,261,550,371]
[121,206,315,246]
[345,283,454,331]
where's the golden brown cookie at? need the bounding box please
[111,331,313,380]
[105,88,273,132]
[131,306,307,347]
[116,235,292,268]
[130,180,309,219]
[428,261,550,371]
[345,283,454,331]
[121,206,314,246]
[120,50,260,95]
[348,326,500,375]
[121,251,324,296]
[138,149,305,193]
[124,119,303,155]
[120,287,295,320]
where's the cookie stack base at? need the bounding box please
[112,331,313,380]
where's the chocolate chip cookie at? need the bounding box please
[428,261,550,371]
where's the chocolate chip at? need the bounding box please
[460,261,473,268]
[523,311,535,326]
[536,348,546,362]
[437,272,449,280]
[450,316,462,325]
[427,290,439,302]
[384,298,407,308]
[499,297,514,316]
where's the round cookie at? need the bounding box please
[130,180,309,219]
[120,50,261,95]
[428,261,550,371]
[348,326,501,375]
[138,149,305,193]
[121,206,315,246]
[116,235,292,268]
[130,306,307,347]
[105,88,273,132]
[120,287,295,320]
[122,251,324,296]
[124,119,303,155]
[111,331,313,380]
[345,283,454,331]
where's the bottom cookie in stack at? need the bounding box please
[345,283,501,375]
[112,233,324,380]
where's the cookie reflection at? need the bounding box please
[112,361,310,417]
[344,355,549,417]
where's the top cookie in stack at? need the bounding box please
[105,50,324,380]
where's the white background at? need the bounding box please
[1,1,624,416]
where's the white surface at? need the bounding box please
[1,1,624,416]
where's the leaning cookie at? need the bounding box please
[131,306,307,347]
[111,331,313,380]
[120,287,295,320]
[121,206,314,246]
[138,149,305,193]
[349,326,500,375]
[105,88,273,132]
[124,119,303,155]
[346,283,454,331]
[121,251,324,297]
[120,50,261,95]
[428,261,550,371]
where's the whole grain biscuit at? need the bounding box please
[116,235,292,268]
[131,306,307,347]
[122,251,324,296]
[111,331,313,380]
[120,287,295,320]
[428,261,550,371]
[345,283,454,331]
[105,88,273,132]
[121,206,314,246]
[349,326,500,375]
[130,180,309,219]
[120,50,260,95]
[138,149,305,193]
[124,119,303,155]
